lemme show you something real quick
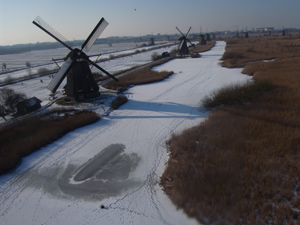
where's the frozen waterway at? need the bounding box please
[0,41,252,225]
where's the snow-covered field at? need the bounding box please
[0,41,252,225]
[0,43,175,109]
[0,41,173,82]
[0,42,170,68]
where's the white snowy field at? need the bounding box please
[0,42,173,82]
[0,41,252,225]
[0,43,175,110]
[0,41,169,69]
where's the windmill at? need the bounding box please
[199,26,206,45]
[33,16,118,100]
[149,37,155,46]
[245,27,249,38]
[282,26,286,36]
[176,26,194,55]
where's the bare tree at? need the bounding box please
[0,105,7,121]
[26,61,32,75]
[0,88,27,113]
[151,52,161,61]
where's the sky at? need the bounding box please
[1,0,300,46]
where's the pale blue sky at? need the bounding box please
[1,0,300,46]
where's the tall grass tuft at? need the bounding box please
[110,95,128,109]
[104,58,174,91]
[202,81,274,109]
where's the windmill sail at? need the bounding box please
[176,26,185,36]
[179,40,185,50]
[88,59,118,81]
[82,18,109,52]
[33,16,73,51]
[186,27,191,37]
[47,59,74,93]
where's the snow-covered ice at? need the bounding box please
[0,41,252,225]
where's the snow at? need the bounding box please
[0,44,176,107]
[0,42,173,82]
[0,41,252,225]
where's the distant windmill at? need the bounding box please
[199,26,206,45]
[199,34,206,45]
[282,26,286,36]
[205,33,211,41]
[176,26,195,55]
[149,37,155,46]
[245,27,249,38]
[33,16,118,100]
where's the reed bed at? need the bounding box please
[161,36,300,224]
[103,58,174,91]
[0,109,100,175]
[190,41,216,53]
[222,36,300,68]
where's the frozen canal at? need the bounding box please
[0,41,252,225]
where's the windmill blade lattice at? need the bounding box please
[33,16,73,51]
[81,18,109,52]
[47,59,74,93]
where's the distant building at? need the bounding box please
[199,35,206,45]
[257,27,275,33]
[162,52,170,57]
[16,97,42,115]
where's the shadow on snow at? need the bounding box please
[110,99,208,119]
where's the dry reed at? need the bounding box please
[104,58,174,91]
[161,36,300,224]
[0,110,100,175]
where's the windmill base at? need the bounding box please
[65,90,100,101]
[65,61,100,101]
[77,91,100,101]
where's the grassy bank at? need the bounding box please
[222,36,300,68]
[103,57,175,91]
[0,109,100,175]
[161,36,300,224]
[190,41,216,53]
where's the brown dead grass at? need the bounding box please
[161,36,300,224]
[110,95,128,109]
[103,57,174,91]
[0,109,100,175]
[190,41,216,53]
[222,36,300,68]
